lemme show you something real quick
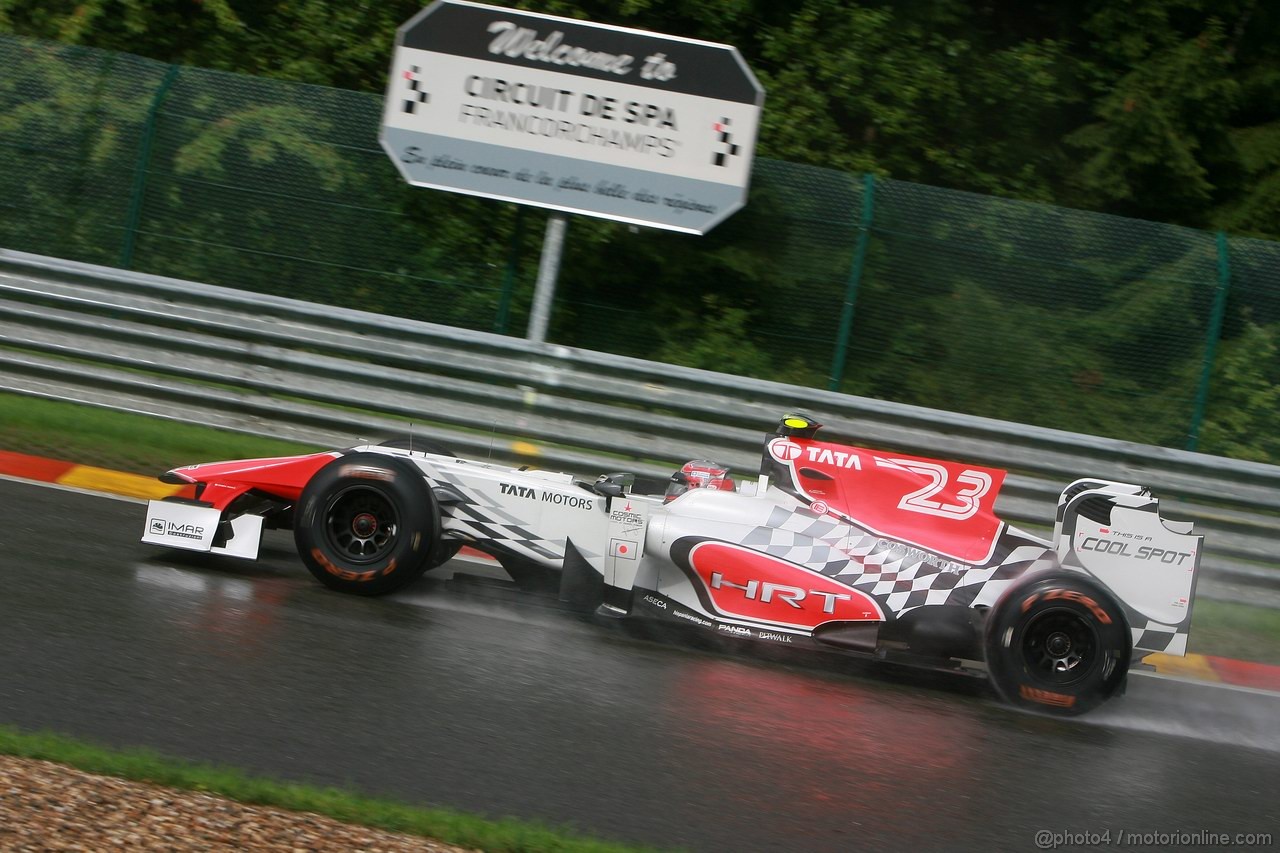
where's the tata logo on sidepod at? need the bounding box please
[689,541,883,628]
[768,438,803,463]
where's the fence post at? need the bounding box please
[526,212,566,344]
[1186,231,1232,452]
[494,206,526,334]
[828,172,876,391]
[119,64,180,270]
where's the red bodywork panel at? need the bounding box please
[688,541,885,628]
[167,452,340,511]
[766,436,1007,565]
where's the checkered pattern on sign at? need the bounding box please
[402,65,429,114]
[711,117,741,167]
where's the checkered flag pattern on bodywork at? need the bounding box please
[742,505,1051,617]
[431,468,569,563]
[402,66,429,114]
[1131,619,1185,654]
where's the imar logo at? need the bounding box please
[148,518,206,541]
[768,438,803,464]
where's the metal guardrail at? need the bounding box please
[1,248,1277,606]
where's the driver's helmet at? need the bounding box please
[665,460,734,502]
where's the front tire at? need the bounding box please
[294,453,438,595]
[985,575,1129,715]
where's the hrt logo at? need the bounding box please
[684,541,884,629]
[711,571,851,613]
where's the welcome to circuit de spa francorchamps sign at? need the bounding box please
[379,0,764,234]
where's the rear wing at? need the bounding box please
[1054,479,1203,657]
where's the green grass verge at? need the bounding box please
[0,391,319,474]
[0,725,654,853]
[1190,598,1280,664]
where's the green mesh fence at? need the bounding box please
[2,34,1277,463]
[855,180,1222,447]
[0,37,170,266]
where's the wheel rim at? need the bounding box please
[1021,608,1099,685]
[323,485,398,564]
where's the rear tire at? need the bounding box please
[985,575,1129,715]
[294,453,437,595]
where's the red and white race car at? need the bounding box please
[142,414,1202,714]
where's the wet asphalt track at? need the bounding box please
[1,477,1278,852]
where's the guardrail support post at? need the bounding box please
[527,212,566,345]
[1187,231,1232,452]
[828,173,876,391]
[119,64,180,270]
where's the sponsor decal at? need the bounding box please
[809,446,862,470]
[1078,535,1191,566]
[767,437,803,463]
[1018,685,1076,709]
[758,631,794,643]
[874,539,966,574]
[610,538,638,559]
[609,501,644,527]
[149,518,205,541]
[1091,528,1152,541]
[717,624,752,637]
[773,439,862,469]
[672,609,713,627]
[810,500,829,515]
[686,542,884,628]
[501,483,594,510]
[541,490,593,510]
[1020,589,1112,624]
[310,548,378,583]
[643,594,667,609]
[338,464,395,481]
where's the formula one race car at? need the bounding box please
[141,414,1203,715]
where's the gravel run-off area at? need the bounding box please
[0,755,476,852]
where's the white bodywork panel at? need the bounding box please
[141,500,264,560]
[1055,480,1202,656]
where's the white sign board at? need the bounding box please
[380,0,764,234]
